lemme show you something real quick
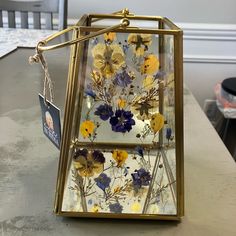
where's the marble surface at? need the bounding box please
[0,48,236,236]
[0,28,56,58]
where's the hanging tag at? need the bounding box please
[39,94,61,149]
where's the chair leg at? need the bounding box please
[8,11,16,28]
[33,12,41,29]
[20,12,28,28]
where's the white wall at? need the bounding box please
[68,0,236,24]
[182,24,236,107]
[67,0,236,108]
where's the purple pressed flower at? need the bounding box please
[94,104,114,121]
[109,202,123,213]
[109,109,135,133]
[73,148,88,160]
[113,70,132,87]
[94,173,111,191]
[135,146,144,157]
[131,168,152,189]
[92,150,105,164]
[166,128,172,140]
[154,70,166,80]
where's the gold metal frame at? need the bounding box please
[36,9,184,220]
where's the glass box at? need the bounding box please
[46,10,184,220]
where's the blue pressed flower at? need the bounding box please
[92,150,105,164]
[85,87,96,99]
[94,173,111,191]
[123,44,129,54]
[109,202,123,213]
[94,104,114,121]
[166,128,172,140]
[135,146,144,157]
[131,168,152,189]
[109,109,135,133]
[113,70,132,87]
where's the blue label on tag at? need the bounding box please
[39,94,61,149]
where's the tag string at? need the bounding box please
[29,43,54,105]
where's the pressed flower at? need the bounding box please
[150,113,164,134]
[80,120,96,138]
[91,204,100,213]
[154,70,166,80]
[135,146,144,157]
[131,168,152,189]
[94,173,111,191]
[131,96,158,121]
[113,186,122,193]
[112,149,128,167]
[110,109,135,133]
[122,44,129,54]
[104,32,116,43]
[117,98,126,109]
[131,202,142,212]
[143,75,154,90]
[94,104,114,121]
[92,43,125,78]
[128,34,152,56]
[73,149,105,177]
[109,202,123,213]
[113,70,132,87]
[92,150,106,163]
[85,86,96,99]
[140,54,159,75]
[91,70,103,84]
[166,128,172,140]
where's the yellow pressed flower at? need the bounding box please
[104,32,116,42]
[143,75,154,90]
[140,54,159,75]
[117,99,126,108]
[131,202,142,212]
[112,149,128,167]
[92,43,125,78]
[150,113,164,134]
[91,204,100,213]
[73,149,105,177]
[113,186,121,193]
[80,120,95,138]
[128,34,152,56]
[91,70,103,84]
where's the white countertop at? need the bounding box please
[0,28,56,58]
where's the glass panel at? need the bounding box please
[62,31,176,215]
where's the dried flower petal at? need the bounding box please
[140,54,159,75]
[112,149,128,167]
[80,120,96,138]
[150,113,164,133]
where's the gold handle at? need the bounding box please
[37,18,130,53]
